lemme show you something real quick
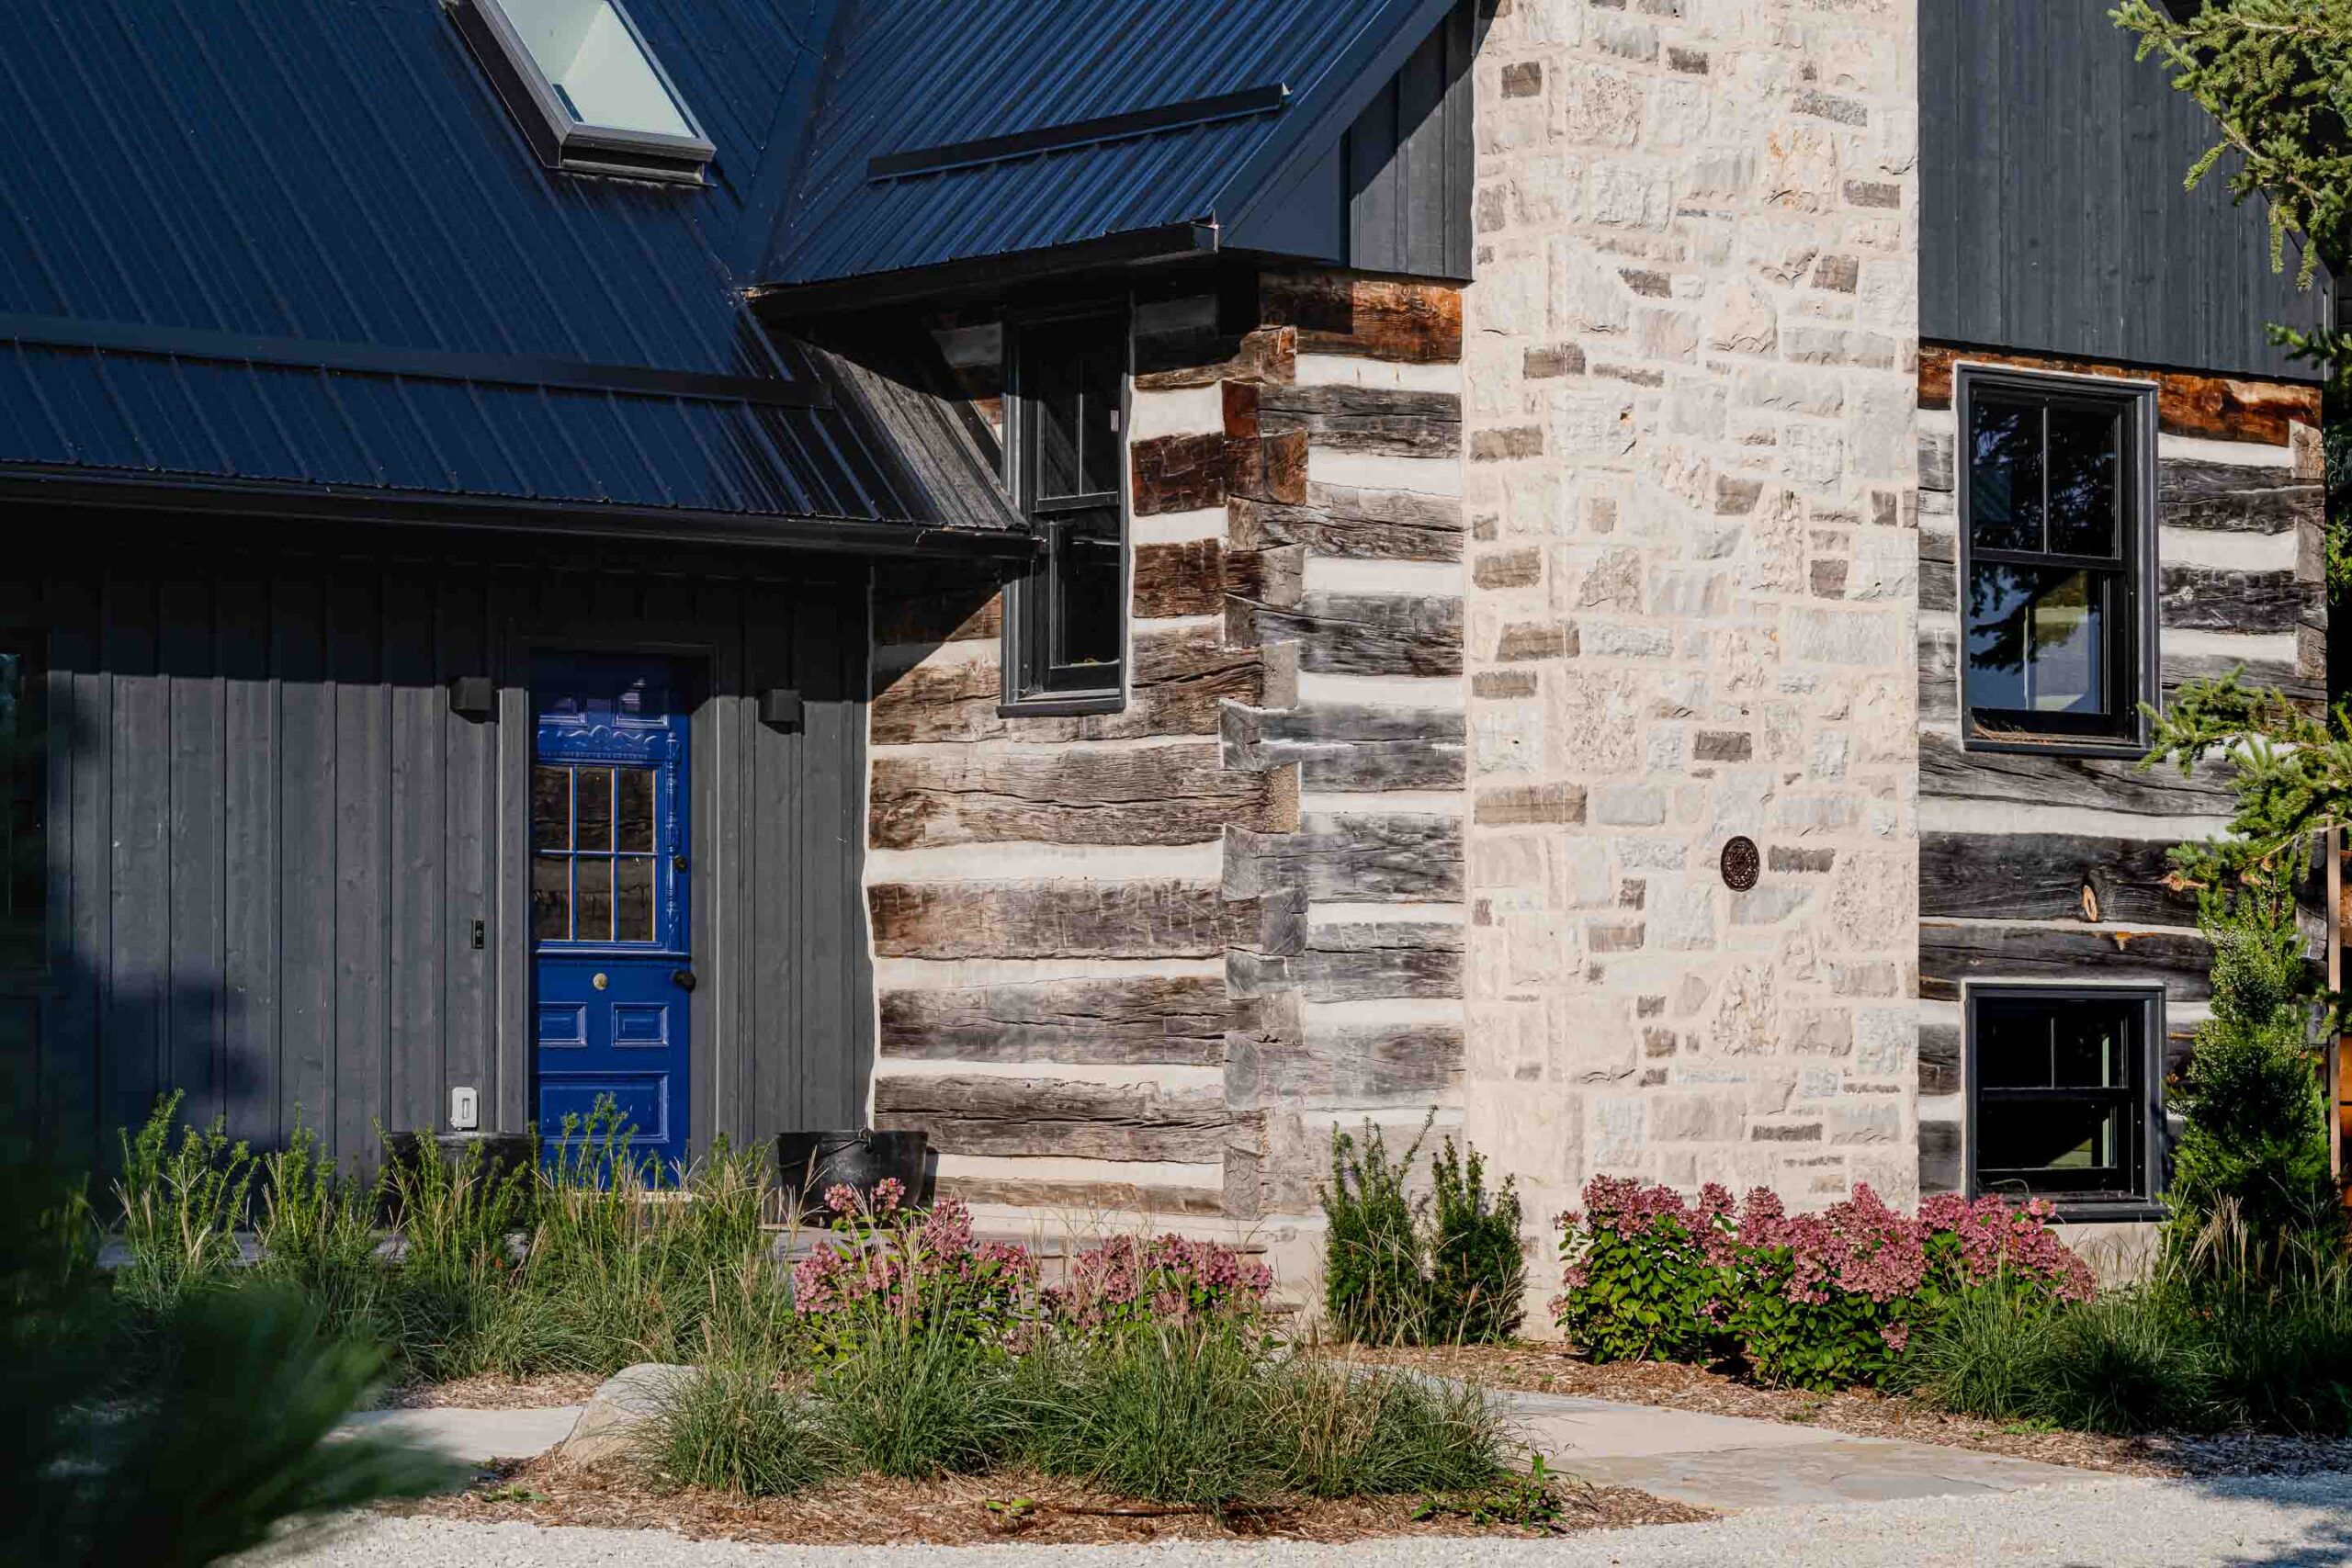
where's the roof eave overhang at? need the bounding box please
[0,468,1041,560]
[748,220,1219,321]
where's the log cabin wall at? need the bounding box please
[1913,347,2328,1202]
[866,269,1466,1275]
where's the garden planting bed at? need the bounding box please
[1334,1344,2352,1480]
[400,1456,1714,1545]
[374,1372,604,1411]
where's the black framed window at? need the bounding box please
[0,635,44,971]
[1003,310,1126,710]
[1957,370,2154,750]
[1969,987,2165,1209]
[448,0,716,183]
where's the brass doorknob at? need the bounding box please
[592,972,609,991]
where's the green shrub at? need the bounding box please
[1551,1179,1729,1366]
[646,1359,836,1496]
[112,1092,257,1319]
[1320,1119,1525,1346]
[4,1146,453,1568]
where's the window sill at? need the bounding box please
[1961,731,2147,762]
[998,692,1125,719]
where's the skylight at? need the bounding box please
[448,0,715,183]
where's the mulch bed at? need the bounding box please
[1331,1343,2352,1480]
[374,1371,605,1410]
[397,1456,1714,1545]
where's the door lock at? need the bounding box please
[672,969,696,992]
[672,853,689,873]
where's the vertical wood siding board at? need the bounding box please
[844,580,875,1133]
[330,567,387,1162]
[385,569,441,1134]
[714,576,754,1146]
[805,581,861,1129]
[438,576,490,1128]
[749,579,794,1143]
[218,575,277,1152]
[45,575,101,1164]
[492,575,531,1134]
[160,574,222,1124]
[102,573,164,1151]
[1351,79,1399,274]
[275,572,334,1151]
[1396,27,1441,278]
[702,593,737,1152]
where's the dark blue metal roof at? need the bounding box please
[760,0,1457,290]
[0,0,1012,540]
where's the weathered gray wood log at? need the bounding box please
[1132,324,1295,391]
[2159,459,2322,535]
[876,1074,1228,1161]
[1251,384,1461,457]
[873,627,1261,746]
[1919,919,2211,1002]
[1918,729,2233,817]
[1228,925,1464,1001]
[1236,592,1464,678]
[869,880,1303,960]
[1225,1020,1464,1110]
[2156,564,2314,635]
[1229,483,1464,562]
[1918,1022,1960,1097]
[1918,830,2199,925]
[1221,701,1466,791]
[1224,814,1464,901]
[870,743,1296,850]
[939,1173,1227,1215]
[1134,540,1226,620]
[879,976,1229,1066]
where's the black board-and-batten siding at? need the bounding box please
[0,528,872,1169]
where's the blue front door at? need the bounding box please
[532,659,692,1173]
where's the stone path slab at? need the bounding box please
[335,1405,585,1471]
[1493,1388,2102,1510]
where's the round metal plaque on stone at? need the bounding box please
[1720,836,1760,892]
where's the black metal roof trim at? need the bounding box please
[751,220,1218,319]
[0,468,1041,560]
[867,84,1289,182]
[0,315,826,409]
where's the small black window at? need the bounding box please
[0,635,44,970]
[448,0,716,183]
[1969,987,2164,1209]
[1958,371,2152,749]
[1003,311,1126,710]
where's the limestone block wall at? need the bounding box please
[865,271,1468,1287]
[1458,0,1925,1230]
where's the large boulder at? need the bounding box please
[556,1362,698,1468]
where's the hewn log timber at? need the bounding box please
[1221,701,1467,792]
[2160,459,2323,535]
[1919,919,2211,1002]
[871,561,1004,647]
[1918,344,2318,446]
[873,627,1261,746]
[1244,383,1461,458]
[1918,1023,1960,1097]
[1133,539,1226,620]
[876,1074,1229,1161]
[2156,564,2314,635]
[869,880,1303,960]
[1918,830,2199,926]
[1224,815,1464,901]
[1131,432,1229,514]
[870,743,1296,850]
[1261,269,1464,364]
[1918,729,2233,817]
[1225,1020,1464,1110]
[938,1174,1227,1216]
[1229,483,1464,561]
[1228,925,1464,1002]
[878,977,1229,1066]
[1236,592,1464,678]
[1132,324,1296,390]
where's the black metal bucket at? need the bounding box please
[775,1129,934,1222]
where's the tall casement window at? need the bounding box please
[448,0,716,182]
[1969,987,2165,1210]
[1957,369,2154,750]
[1003,310,1127,711]
[0,635,44,970]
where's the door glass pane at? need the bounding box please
[1029,347,1082,502]
[1079,342,1121,497]
[1967,564,2108,716]
[616,856,654,942]
[2047,403,2120,557]
[575,856,612,942]
[532,854,571,941]
[532,766,571,851]
[616,768,655,853]
[1969,396,2042,551]
[575,767,613,852]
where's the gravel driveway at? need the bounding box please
[255,1472,2352,1568]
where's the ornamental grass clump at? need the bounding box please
[1553,1177,2094,1390]
[1320,1117,1527,1346]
